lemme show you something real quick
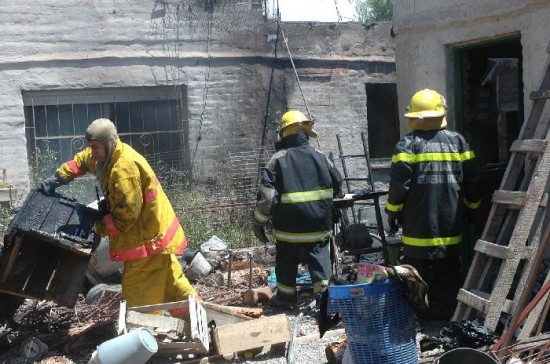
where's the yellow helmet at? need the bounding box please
[404,89,447,119]
[279,110,312,130]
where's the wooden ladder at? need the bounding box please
[453,45,550,332]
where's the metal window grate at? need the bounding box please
[22,86,190,181]
[226,148,273,203]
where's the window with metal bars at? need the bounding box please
[23,86,190,186]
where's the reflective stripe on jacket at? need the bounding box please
[57,141,186,261]
[253,132,342,243]
[384,128,480,259]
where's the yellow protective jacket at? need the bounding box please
[56,140,186,262]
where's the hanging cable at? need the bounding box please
[279,25,321,148]
[333,0,342,22]
[256,3,281,186]
[190,6,213,173]
[260,21,280,153]
[279,28,311,120]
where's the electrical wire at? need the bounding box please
[190,4,213,173]
[257,17,280,185]
[278,23,321,148]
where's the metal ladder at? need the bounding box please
[334,132,390,264]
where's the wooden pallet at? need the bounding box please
[121,296,210,357]
[453,49,550,332]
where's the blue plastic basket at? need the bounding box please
[328,279,418,364]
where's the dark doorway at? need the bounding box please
[366,83,400,159]
[454,37,523,166]
[453,37,523,270]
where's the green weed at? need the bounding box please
[162,170,259,251]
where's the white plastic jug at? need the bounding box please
[91,328,158,364]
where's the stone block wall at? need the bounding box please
[0,0,395,203]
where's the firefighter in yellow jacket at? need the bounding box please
[40,118,197,316]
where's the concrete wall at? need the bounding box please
[392,0,550,134]
[0,1,395,202]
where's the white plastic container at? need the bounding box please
[88,238,123,277]
[200,235,228,266]
[185,252,212,280]
[91,328,158,364]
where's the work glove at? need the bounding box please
[387,214,401,234]
[253,224,269,243]
[39,174,65,195]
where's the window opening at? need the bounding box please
[23,86,190,199]
[366,83,400,159]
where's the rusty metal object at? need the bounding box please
[247,252,253,290]
[219,259,250,272]
[242,287,273,306]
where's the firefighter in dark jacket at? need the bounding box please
[253,110,343,309]
[385,89,480,321]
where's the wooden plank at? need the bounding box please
[201,301,262,319]
[509,333,550,352]
[456,288,489,313]
[132,299,260,319]
[509,139,547,153]
[130,300,190,313]
[156,341,210,357]
[474,240,507,259]
[522,65,550,140]
[0,236,22,283]
[126,310,184,338]
[212,314,290,355]
[470,289,513,313]
[492,190,527,208]
[474,239,534,260]
[187,296,209,354]
[203,306,248,326]
[118,300,127,335]
[529,90,550,100]
[481,154,523,242]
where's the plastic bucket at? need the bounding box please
[436,348,497,364]
[185,252,212,280]
[95,328,158,364]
